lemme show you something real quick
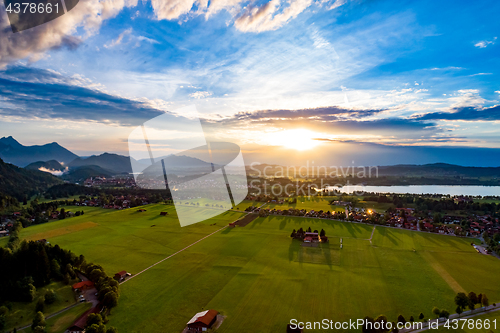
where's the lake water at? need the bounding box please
[325,185,500,196]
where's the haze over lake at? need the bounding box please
[329,185,500,196]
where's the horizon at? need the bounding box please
[1,0,500,168]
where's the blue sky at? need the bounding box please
[0,0,499,165]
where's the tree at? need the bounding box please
[468,292,478,305]
[320,229,326,237]
[439,310,450,319]
[374,315,389,333]
[290,229,296,238]
[31,311,46,331]
[456,305,463,317]
[455,292,469,311]
[432,307,440,318]
[44,289,56,304]
[106,327,118,333]
[0,315,6,331]
[0,306,8,316]
[102,291,119,309]
[85,324,106,333]
[410,316,414,323]
[33,326,46,333]
[86,313,103,327]
[419,313,424,321]
[397,314,406,325]
[482,294,489,310]
[35,296,45,313]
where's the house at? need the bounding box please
[0,230,8,237]
[72,280,94,291]
[114,271,127,281]
[186,309,219,332]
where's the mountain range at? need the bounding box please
[0,136,78,167]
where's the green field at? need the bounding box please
[4,204,500,332]
[4,281,78,331]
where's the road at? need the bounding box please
[401,304,500,333]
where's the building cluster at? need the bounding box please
[83,177,136,187]
[73,195,150,210]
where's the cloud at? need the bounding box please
[190,91,212,99]
[234,0,313,33]
[474,37,497,48]
[104,28,133,48]
[38,166,68,176]
[221,106,384,123]
[150,0,344,33]
[0,0,138,67]
[0,66,192,127]
[413,105,500,121]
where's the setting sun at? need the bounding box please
[271,129,321,151]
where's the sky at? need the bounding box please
[0,0,499,166]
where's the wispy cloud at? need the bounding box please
[474,37,497,48]
[104,28,133,48]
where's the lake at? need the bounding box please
[325,185,500,196]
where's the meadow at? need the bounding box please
[4,204,500,332]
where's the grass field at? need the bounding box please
[4,204,500,332]
[4,281,77,331]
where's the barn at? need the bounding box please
[186,309,219,331]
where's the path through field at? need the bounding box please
[121,224,228,284]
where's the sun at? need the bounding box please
[271,129,321,151]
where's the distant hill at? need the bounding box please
[25,160,66,172]
[0,136,78,167]
[62,165,114,182]
[69,153,133,174]
[137,155,213,168]
[377,163,500,177]
[0,158,63,200]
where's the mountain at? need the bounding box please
[0,136,78,167]
[137,155,213,168]
[0,158,63,200]
[25,160,66,172]
[62,165,114,182]
[68,153,133,174]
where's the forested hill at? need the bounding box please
[0,158,62,201]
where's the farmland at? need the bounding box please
[3,204,500,332]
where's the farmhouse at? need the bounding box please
[303,232,319,243]
[186,309,219,332]
[114,271,128,281]
[72,280,94,291]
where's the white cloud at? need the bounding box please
[0,0,138,67]
[190,91,212,99]
[474,37,497,48]
[38,166,69,176]
[104,28,133,48]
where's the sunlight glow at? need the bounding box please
[271,129,321,151]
